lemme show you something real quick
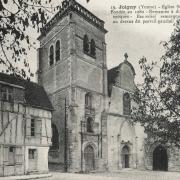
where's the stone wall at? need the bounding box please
[107,60,145,171]
[48,88,70,165]
[38,4,107,173]
[144,141,180,172]
[68,87,106,172]
[38,16,71,94]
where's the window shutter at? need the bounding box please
[15,147,23,164]
[3,146,9,165]
[45,119,52,144]
[47,119,52,138]
[26,118,31,137]
[35,149,38,159]
[36,118,42,138]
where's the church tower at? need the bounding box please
[37,0,108,172]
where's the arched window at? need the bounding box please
[56,40,60,62]
[87,117,93,133]
[49,45,54,66]
[85,93,92,107]
[90,39,96,57]
[83,34,89,53]
[51,124,59,150]
[123,93,131,115]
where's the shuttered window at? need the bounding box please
[26,117,42,138]
[31,118,35,136]
[29,149,37,159]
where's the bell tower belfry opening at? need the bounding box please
[37,0,108,172]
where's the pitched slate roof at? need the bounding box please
[107,66,119,86]
[0,73,53,111]
[107,66,119,97]
[107,60,136,96]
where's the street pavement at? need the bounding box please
[34,170,180,180]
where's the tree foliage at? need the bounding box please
[0,0,90,79]
[0,0,66,79]
[132,20,180,147]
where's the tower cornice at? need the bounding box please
[38,0,107,40]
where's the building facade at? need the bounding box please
[107,57,145,171]
[38,0,107,172]
[0,73,52,176]
[37,0,180,173]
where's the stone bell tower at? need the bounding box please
[37,0,108,172]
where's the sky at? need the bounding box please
[26,0,179,83]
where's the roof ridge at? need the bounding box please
[0,73,53,111]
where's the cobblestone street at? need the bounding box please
[36,170,180,180]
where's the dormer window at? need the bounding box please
[55,40,60,62]
[49,45,54,66]
[1,85,13,102]
[123,93,131,115]
[83,35,89,53]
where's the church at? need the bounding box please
[37,0,180,173]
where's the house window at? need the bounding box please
[83,34,89,53]
[49,45,54,66]
[31,118,35,136]
[26,118,41,138]
[123,93,131,115]
[1,86,13,101]
[29,149,36,159]
[85,93,92,107]
[90,39,96,57]
[87,117,93,133]
[55,40,60,62]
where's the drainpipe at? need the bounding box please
[64,99,68,172]
[80,121,83,172]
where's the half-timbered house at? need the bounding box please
[0,73,53,176]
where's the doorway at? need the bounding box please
[153,145,168,171]
[122,145,130,168]
[28,149,37,171]
[84,145,95,172]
